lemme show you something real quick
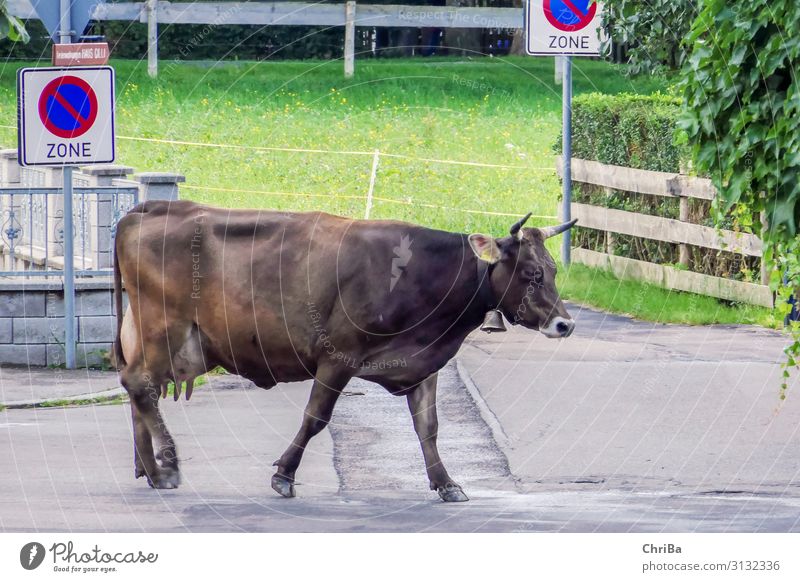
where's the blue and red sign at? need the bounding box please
[544,0,597,32]
[18,66,116,166]
[37,75,98,139]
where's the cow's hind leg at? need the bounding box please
[406,373,468,502]
[122,364,180,489]
[271,367,349,498]
[131,403,152,479]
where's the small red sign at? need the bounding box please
[52,43,110,66]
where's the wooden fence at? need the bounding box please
[7,1,523,78]
[557,157,774,308]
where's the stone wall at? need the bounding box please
[0,147,184,368]
[0,280,126,367]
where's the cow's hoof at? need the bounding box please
[147,468,181,490]
[437,485,469,503]
[271,473,296,498]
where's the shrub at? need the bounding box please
[556,92,686,172]
[556,92,759,282]
[600,0,698,75]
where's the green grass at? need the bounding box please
[26,395,128,409]
[0,56,776,326]
[559,264,777,327]
[0,56,666,234]
[2,370,221,409]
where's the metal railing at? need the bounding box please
[0,186,139,277]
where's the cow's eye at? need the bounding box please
[522,267,544,282]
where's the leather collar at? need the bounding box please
[476,258,496,311]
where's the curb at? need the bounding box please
[1,387,127,410]
[455,357,512,452]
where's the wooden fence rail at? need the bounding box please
[8,1,523,77]
[557,157,774,308]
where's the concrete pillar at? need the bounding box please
[44,165,66,259]
[83,165,135,269]
[134,172,185,201]
[82,165,135,187]
[0,149,21,270]
[0,149,20,186]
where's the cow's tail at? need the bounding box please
[113,236,126,371]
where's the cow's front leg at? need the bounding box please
[131,401,152,479]
[131,390,180,489]
[122,364,181,490]
[407,373,468,502]
[271,367,349,498]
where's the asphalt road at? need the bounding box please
[461,304,800,496]
[2,306,800,533]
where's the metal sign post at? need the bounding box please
[62,165,76,369]
[60,0,76,369]
[18,2,116,370]
[30,0,105,42]
[524,1,606,266]
[561,56,572,266]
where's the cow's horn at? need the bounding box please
[540,219,578,239]
[509,212,533,236]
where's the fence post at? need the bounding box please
[146,0,158,78]
[678,196,690,267]
[84,165,134,269]
[760,210,770,287]
[364,150,380,219]
[344,1,356,79]
[603,187,615,255]
[135,172,185,201]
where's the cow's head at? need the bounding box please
[469,213,577,338]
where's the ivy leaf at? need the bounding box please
[0,0,29,43]
[682,0,800,393]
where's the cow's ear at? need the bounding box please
[468,234,502,264]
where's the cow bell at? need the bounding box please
[480,309,507,333]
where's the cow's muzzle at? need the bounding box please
[540,316,575,338]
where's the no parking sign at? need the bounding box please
[524,1,607,265]
[17,66,115,166]
[525,0,606,56]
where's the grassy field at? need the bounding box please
[1,57,665,232]
[0,56,776,327]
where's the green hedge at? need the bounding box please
[555,92,760,284]
[556,92,687,173]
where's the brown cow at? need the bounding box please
[114,201,576,502]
